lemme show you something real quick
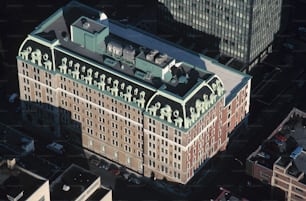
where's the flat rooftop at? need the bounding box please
[0,159,47,200]
[0,123,34,155]
[50,164,99,201]
[249,108,306,175]
[30,1,250,103]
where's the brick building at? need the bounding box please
[246,108,306,201]
[17,1,251,184]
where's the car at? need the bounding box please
[98,161,110,170]
[46,142,64,155]
[275,133,287,142]
[290,146,303,159]
[109,169,120,176]
[108,164,120,175]
[128,176,141,184]
[283,43,294,50]
[122,172,131,180]
[89,158,100,167]
[15,106,21,113]
[298,26,306,33]
[302,117,306,128]
[8,93,18,103]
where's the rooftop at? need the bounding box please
[50,164,99,201]
[0,123,34,155]
[29,1,249,102]
[17,1,250,130]
[0,159,48,201]
[249,108,306,178]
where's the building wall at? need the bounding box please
[17,53,248,183]
[76,177,100,201]
[26,180,50,201]
[101,190,112,201]
[17,60,61,137]
[17,34,249,184]
[143,97,226,183]
[58,74,145,174]
[272,164,306,201]
[222,80,250,136]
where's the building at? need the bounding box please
[0,158,112,201]
[50,164,112,201]
[158,0,282,69]
[17,1,251,184]
[0,158,50,201]
[246,108,306,201]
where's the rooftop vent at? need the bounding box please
[123,45,135,63]
[62,184,70,192]
[81,18,90,29]
[146,49,159,61]
[99,12,108,21]
[107,41,123,57]
[7,158,16,169]
[7,191,24,201]
[155,53,168,65]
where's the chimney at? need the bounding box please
[7,158,16,169]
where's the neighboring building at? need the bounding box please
[0,158,50,201]
[0,159,111,201]
[246,108,306,201]
[16,1,251,184]
[50,164,112,201]
[158,0,282,69]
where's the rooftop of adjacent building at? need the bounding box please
[50,164,99,201]
[27,0,250,104]
[249,108,306,182]
[85,187,110,201]
[0,122,34,155]
[0,158,47,201]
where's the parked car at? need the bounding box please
[15,106,21,113]
[122,172,131,180]
[98,160,110,170]
[8,93,18,103]
[46,142,64,155]
[283,43,294,50]
[108,164,120,175]
[128,175,141,184]
[298,26,306,33]
[302,117,306,128]
[89,157,100,167]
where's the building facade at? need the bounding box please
[17,2,251,184]
[158,0,282,68]
[247,108,306,201]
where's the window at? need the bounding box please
[295,187,304,193]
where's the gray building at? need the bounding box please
[158,0,282,69]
